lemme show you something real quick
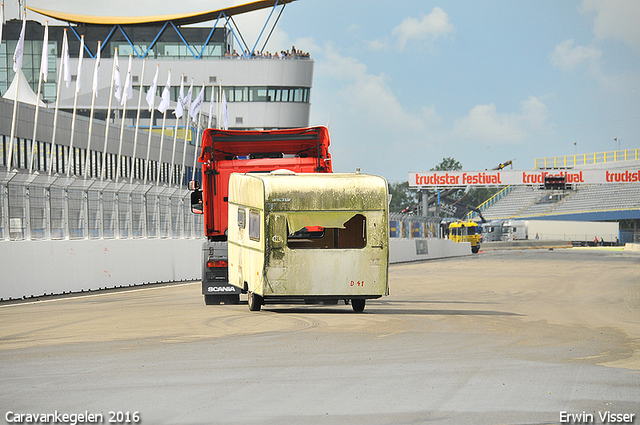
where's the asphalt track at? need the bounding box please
[1,248,639,425]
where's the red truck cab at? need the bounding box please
[190,126,332,304]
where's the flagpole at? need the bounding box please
[191,86,204,180]
[217,80,222,129]
[7,70,20,170]
[130,59,146,184]
[49,29,69,175]
[178,111,188,186]
[0,4,5,47]
[170,108,181,186]
[29,20,48,174]
[190,110,201,182]
[8,12,26,171]
[169,72,185,186]
[143,116,154,186]
[147,68,169,185]
[101,47,118,180]
[156,110,167,186]
[116,54,133,183]
[84,40,101,178]
[207,84,214,129]
[143,86,156,187]
[177,77,193,185]
[66,35,84,177]
[184,82,205,186]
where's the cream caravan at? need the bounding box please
[228,172,389,312]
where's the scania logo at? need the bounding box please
[208,286,236,292]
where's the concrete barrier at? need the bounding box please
[390,238,471,263]
[481,240,573,250]
[0,239,203,300]
[623,243,640,252]
[1,237,472,300]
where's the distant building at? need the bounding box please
[1,0,314,183]
[1,0,312,130]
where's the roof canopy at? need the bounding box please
[26,0,297,26]
[3,69,47,107]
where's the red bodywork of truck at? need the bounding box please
[198,126,332,240]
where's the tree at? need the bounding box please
[388,181,418,213]
[431,157,462,172]
[429,157,464,202]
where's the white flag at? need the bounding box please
[62,30,71,88]
[157,69,171,113]
[40,21,49,82]
[113,53,122,101]
[190,84,204,121]
[222,90,228,130]
[75,36,84,93]
[121,54,133,105]
[146,64,159,110]
[12,15,26,72]
[174,74,184,119]
[92,41,101,97]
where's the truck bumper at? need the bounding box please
[201,240,242,296]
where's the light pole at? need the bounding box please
[614,137,619,152]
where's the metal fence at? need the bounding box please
[389,213,442,239]
[1,170,204,241]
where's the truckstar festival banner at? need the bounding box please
[408,169,640,187]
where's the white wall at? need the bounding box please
[390,238,471,263]
[0,239,203,300]
[0,237,470,300]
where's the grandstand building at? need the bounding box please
[1,1,313,186]
[1,1,311,131]
[470,150,640,243]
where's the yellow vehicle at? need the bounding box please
[448,221,482,253]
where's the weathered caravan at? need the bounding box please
[228,172,389,312]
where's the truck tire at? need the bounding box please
[351,299,366,312]
[248,292,262,311]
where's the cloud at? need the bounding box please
[551,39,602,71]
[318,44,429,131]
[391,7,454,50]
[452,97,548,144]
[580,0,640,52]
[366,38,390,52]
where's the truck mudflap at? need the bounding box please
[202,240,241,305]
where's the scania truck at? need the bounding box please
[189,126,332,305]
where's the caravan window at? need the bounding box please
[249,210,260,241]
[237,208,246,228]
[287,213,366,249]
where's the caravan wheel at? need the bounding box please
[351,299,366,312]
[248,292,263,311]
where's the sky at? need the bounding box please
[6,0,640,183]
